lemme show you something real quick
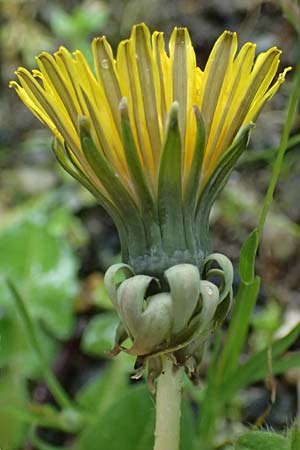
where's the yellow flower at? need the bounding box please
[10,23,290,276]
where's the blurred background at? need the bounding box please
[0,0,300,449]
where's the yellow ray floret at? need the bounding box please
[10,23,291,199]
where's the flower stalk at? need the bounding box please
[154,357,184,450]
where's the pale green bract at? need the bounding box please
[104,253,233,382]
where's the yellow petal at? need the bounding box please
[74,50,128,176]
[132,24,163,168]
[198,30,238,140]
[54,47,86,114]
[216,47,281,153]
[36,52,79,127]
[152,31,171,124]
[204,42,256,173]
[9,80,61,139]
[169,27,197,177]
[116,38,155,185]
[16,67,79,151]
[243,66,292,122]
[92,36,122,136]
[10,24,290,211]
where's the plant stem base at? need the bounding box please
[154,356,184,450]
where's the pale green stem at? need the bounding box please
[154,356,184,450]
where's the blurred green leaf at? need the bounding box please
[219,324,300,402]
[0,217,78,339]
[81,312,119,356]
[235,430,289,450]
[250,301,282,351]
[0,373,28,450]
[48,3,109,60]
[46,206,86,246]
[75,384,155,450]
[0,305,56,377]
[93,281,115,310]
[77,355,133,416]
[0,205,80,378]
[290,425,300,450]
[281,0,300,35]
[251,302,281,334]
[50,5,108,38]
[181,400,197,450]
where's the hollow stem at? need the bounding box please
[154,356,184,450]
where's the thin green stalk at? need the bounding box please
[6,278,73,410]
[257,64,300,243]
[216,63,300,385]
[238,133,300,165]
[154,357,184,450]
[0,406,44,425]
[198,65,300,448]
[0,405,71,431]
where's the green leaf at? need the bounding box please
[237,324,300,383]
[281,0,300,36]
[235,431,289,450]
[216,276,260,381]
[0,374,28,450]
[290,425,300,450]
[0,219,77,339]
[76,354,132,416]
[75,385,155,450]
[50,4,108,40]
[92,281,115,309]
[6,279,73,409]
[239,229,258,283]
[0,305,56,377]
[180,400,197,450]
[219,324,300,403]
[80,312,119,356]
[272,352,300,376]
